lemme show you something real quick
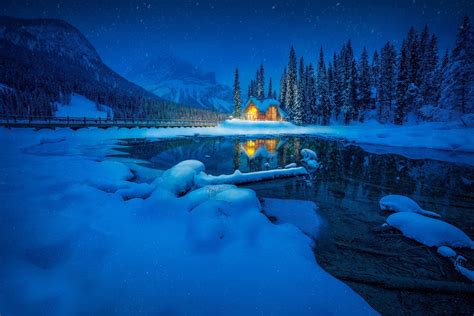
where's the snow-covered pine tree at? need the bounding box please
[297,56,306,121]
[285,46,298,121]
[358,47,371,122]
[327,62,335,118]
[407,27,420,87]
[279,67,287,110]
[305,63,317,124]
[395,41,410,125]
[267,78,273,99]
[292,56,305,125]
[378,41,397,123]
[440,16,474,115]
[371,50,380,107]
[418,27,440,109]
[341,41,357,124]
[435,49,449,104]
[257,64,265,99]
[316,47,331,125]
[233,67,241,118]
[332,52,343,121]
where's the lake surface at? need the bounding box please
[118,136,474,315]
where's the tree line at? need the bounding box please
[233,16,474,125]
[0,40,223,121]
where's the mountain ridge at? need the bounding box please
[0,16,221,120]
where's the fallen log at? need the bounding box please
[194,167,308,187]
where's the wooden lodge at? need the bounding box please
[242,97,287,121]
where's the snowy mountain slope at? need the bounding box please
[0,17,219,119]
[127,53,233,113]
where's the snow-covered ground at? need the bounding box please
[1,118,473,314]
[54,93,113,118]
[0,126,379,314]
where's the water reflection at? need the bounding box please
[121,136,474,216]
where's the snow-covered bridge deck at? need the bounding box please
[0,115,220,129]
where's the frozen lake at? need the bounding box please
[119,135,474,314]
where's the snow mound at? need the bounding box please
[379,195,440,218]
[301,148,320,169]
[154,160,205,196]
[54,94,113,118]
[87,161,134,191]
[262,198,322,239]
[437,246,457,258]
[301,148,317,161]
[386,212,473,248]
[181,184,237,211]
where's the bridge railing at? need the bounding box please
[0,114,221,128]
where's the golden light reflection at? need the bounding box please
[242,138,279,158]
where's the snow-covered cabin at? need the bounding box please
[242,97,287,121]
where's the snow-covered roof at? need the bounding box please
[243,97,287,118]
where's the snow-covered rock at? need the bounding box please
[379,195,441,218]
[301,148,317,161]
[386,212,473,248]
[437,246,457,258]
[300,148,320,169]
[154,159,205,196]
[455,260,474,282]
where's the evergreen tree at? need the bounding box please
[341,41,357,124]
[233,67,241,117]
[371,50,380,106]
[332,52,343,121]
[395,41,410,124]
[440,16,474,114]
[316,47,331,125]
[435,50,449,104]
[267,78,273,99]
[419,27,440,107]
[256,64,265,99]
[293,56,305,124]
[305,63,317,124]
[285,46,298,121]
[407,27,420,86]
[279,67,287,109]
[357,47,371,122]
[378,41,397,122]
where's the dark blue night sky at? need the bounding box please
[3,0,473,88]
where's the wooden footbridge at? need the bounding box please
[0,115,221,129]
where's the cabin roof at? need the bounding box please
[243,97,287,118]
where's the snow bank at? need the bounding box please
[386,212,473,248]
[54,94,113,118]
[222,119,296,129]
[262,198,322,239]
[0,129,377,315]
[194,167,308,186]
[379,195,441,218]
